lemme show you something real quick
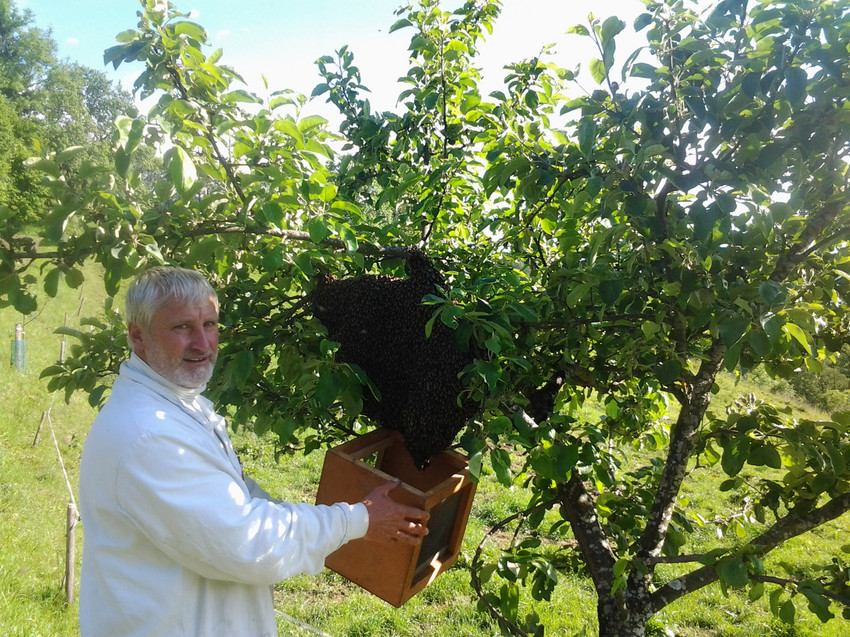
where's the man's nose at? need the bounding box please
[190,327,214,351]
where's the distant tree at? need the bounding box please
[0,0,54,229]
[0,0,138,231]
[0,0,54,113]
[40,62,143,199]
[4,1,850,636]
[790,344,850,412]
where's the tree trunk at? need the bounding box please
[597,600,648,637]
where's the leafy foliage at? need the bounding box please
[3,0,850,635]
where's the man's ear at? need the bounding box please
[128,322,146,356]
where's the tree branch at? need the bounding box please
[649,491,850,613]
[7,225,416,262]
[635,339,727,561]
[754,575,850,608]
[770,198,844,283]
[557,472,618,596]
[470,499,554,637]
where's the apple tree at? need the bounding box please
[3,1,849,635]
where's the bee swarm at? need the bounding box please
[309,248,476,468]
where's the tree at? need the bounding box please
[3,0,849,635]
[0,0,54,229]
[0,0,139,233]
[0,0,54,112]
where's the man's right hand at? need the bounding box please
[360,480,430,545]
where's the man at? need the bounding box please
[79,266,429,637]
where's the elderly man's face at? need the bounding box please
[129,295,219,388]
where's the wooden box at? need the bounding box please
[315,428,477,607]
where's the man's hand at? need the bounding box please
[361,480,430,545]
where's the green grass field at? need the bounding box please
[1,265,848,636]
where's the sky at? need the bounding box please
[21,0,713,121]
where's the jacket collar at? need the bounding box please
[121,353,215,427]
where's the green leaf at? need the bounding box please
[748,581,765,602]
[721,437,750,477]
[630,62,657,79]
[641,321,660,339]
[718,317,749,347]
[173,21,208,43]
[389,18,413,33]
[490,448,513,486]
[43,268,62,298]
[783,323,812,356]
[747,331,771,357]
[298,114,329,133]
[24,157,60,178]
[315,372,340,409]
[779,599,796,624]
[589,58,606,84]
[229,350,254,383]
[223,89,260,104]
[656,359,682,384]
[578,119,597,154]
[567,25,590,36]
[311,83,330,97]
[600,17,626,43]
[784,67,807,106]
[758,281,783,306]
[65,268,84,289]
[717,557,749,589]
[307,218,331,243]
[468,449,484,481]
[699,548,730,565]
[168,147,197,195]
[114,148,131,179]
[340,226,358,253]
[599,279,623,304]
[800,585,834,622]
[634,13,653,31]
[487,416,512,437]
[55,146,86,163]
[748,443,781,469]
[115,29,139,43]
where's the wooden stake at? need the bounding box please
[32,411,47,447]
[59,313,68,363]
[65,502,77,605]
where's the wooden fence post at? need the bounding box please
[32,411,47,447]
[65,502,78,605]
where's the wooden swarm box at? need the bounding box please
[315,428,477,607]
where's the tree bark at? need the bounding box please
[558,473,617,597]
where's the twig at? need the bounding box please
[470,498,554,637]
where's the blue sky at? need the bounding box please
[20,1,701,118]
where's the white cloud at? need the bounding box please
[215,29,231,43]
[66,37,79,46]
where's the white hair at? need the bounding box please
[125,267,218,334]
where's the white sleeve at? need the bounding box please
[244,475,282,503]
[115,430,369,585]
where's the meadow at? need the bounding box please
[1,264,848,636]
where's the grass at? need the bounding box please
[1,265,848,636]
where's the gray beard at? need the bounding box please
[143,343,217,388]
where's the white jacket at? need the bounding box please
[79,354,368,637]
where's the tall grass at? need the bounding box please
[1,265,848,636]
